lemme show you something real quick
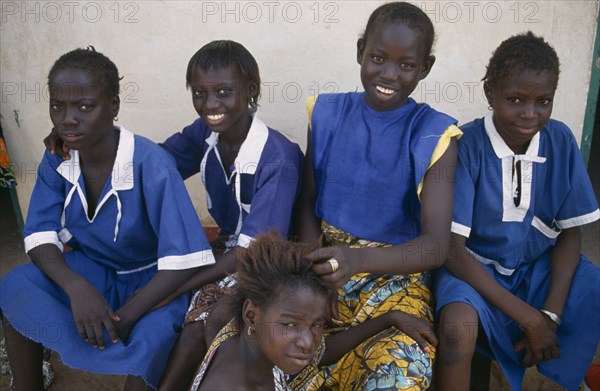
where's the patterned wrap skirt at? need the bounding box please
[296,222,436,391]
[184,231,236,324]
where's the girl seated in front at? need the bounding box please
[190,232,437,390]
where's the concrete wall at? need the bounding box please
[1,0,598,222]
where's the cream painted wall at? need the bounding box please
[1,0,598,222]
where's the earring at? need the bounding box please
[247,325,255,336]
[487,106,493,111]
[114,116,119,121]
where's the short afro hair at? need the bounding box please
[483,31,560,87]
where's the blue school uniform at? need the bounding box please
[304,93,460,390]
[311,93,457,245]
[161,113,303,247]
[435,113,600,391]
[0,126,215,389]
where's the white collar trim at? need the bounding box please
[56,125,135,191]
[200,113,269,235]
[203,112,269,176]
[484,111,541,160]
[55,126,134,241]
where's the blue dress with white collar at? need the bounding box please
[160,114,303,247]
[0,126,215,388]
[434,113,600,390]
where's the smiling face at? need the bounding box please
[246,285,328,375]
[49,68,119,152]
[485,69,556,153]
[357,22,434,112]
[189,65,257,140]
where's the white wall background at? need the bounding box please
[1,0,598,223]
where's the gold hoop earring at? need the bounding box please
[247,325,255,336]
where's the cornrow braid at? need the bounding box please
[232,232,327,327]
[48,46,121,98]
[483,31,560,87]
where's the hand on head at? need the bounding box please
[306,246,353,286]
[233,233,330,374]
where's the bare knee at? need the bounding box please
[437,302,478,362]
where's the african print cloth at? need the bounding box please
[0,134,16,188]
[298,222,435,391]
[190,320,325,391]
[185,231,237,324]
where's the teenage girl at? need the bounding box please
[157,40,303,389]
[299,2,461,389]
[434,32,600,390]
[45,41,304,390]
[0,47,214,390]
[188,232,437,391]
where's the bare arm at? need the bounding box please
[444,233,559,366]
[297,127,322,246]
[541,226,581,318]
[28,244,119,348]
[320,311,437,365]
[115,266,202,341]
[309,139,458,286]
[153,249,239,309]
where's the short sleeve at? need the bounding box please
[238,152,303,246]
[417,124,462,197]
[142,150,215,270]
[555,134,600,228]
[23,151,66,252]
[160,119,210,180]
[306,96,317,127]
[451,140,476,238]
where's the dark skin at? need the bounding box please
[44,67,260,391]
[198,290,437,390]
[299,127,457,315]
[436,230,578,388]
[5,68,200,391]
[298,23,455,317]
[436,71,577,389]
[159,66,260,390]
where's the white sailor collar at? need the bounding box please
[55,125,135,241]
[484,111,541,159]
[203,112,269,176]
[56,125,135,191]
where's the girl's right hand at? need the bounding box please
[67,279,120,348]
[387,311,438,353]
[514,310,560,367]
[44,127,71,160]
[307,246,359,290]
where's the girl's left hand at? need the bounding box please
[114,309,136,343]
[306,246,357,290]
[514,311,560,367]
